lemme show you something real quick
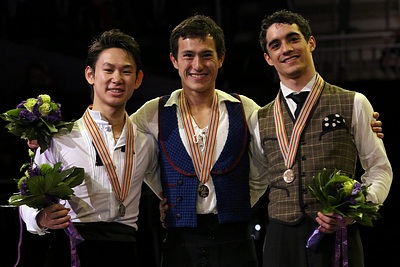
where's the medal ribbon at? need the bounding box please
[274,75,324,169]
[180,92,219,184]
[83,106,134,202]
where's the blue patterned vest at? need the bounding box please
[158,94,251,227]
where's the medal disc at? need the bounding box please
[198,184,209,198]
[118,203,126,217]
[283,169,295,183]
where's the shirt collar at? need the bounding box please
[281,73,318,98]
[164,88,241,107]
[88,109,110,125]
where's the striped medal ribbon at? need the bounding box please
[273,75,324,183]
[83,106,134,216]
[179,92,219,197]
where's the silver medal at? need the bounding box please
[118,203,126,217]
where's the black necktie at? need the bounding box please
[287,92,310,119]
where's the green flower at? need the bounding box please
[24,98,37,112]
[342,180,355,196]
[39,94,51,103]
[38,102,52,116]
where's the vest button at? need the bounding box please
[177,179,183,185]
[176,213,182,219]
[176,196,183,202]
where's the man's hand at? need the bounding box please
[315,212,355,234]
[36,203,71,230]
[372,112,383,139]
[27,139,39,149]
[159,198,168,228]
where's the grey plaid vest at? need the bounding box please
[258,83,357,224]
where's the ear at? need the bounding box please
[134,70,144,89]
[170,53,178,70]
[309,36,316,52]
[85,66,94,85]
[218,53,225,68]
[264,53,274,66]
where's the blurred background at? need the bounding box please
[0,0,398,266]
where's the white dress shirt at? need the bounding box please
[20,110,160,235]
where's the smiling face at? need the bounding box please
[263,23,316,86]
[170,36,224,96]
[85,47,143,112]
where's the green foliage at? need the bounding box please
[8,163,85,209]
[308,168,382,227]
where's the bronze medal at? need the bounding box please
[198,184,209,198]
[118,203,126,217]
[283,169,295,183]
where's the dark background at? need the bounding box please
[0,1,398,266]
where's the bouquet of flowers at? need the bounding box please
[0,94,74,152]
[1,94,83,267]
[306,168,382,266]
[308,168,382,227]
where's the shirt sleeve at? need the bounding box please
[142,132,163,200]
[248,108,270,207]
[352,92,393,204]
[239,95,269,207]
[130,97,160,135]
[19,206,49,235]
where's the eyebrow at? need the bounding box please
[268,32,301,47]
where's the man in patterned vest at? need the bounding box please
[252,10,393,267]
[131,15,261,267]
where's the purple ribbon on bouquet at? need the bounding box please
[64,221,84,267]
[49,197,84,267]
[306,227,324,250]
[306,225,349,267]
[334,227,348,267]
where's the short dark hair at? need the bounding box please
[86,29,143,74]
[170,14,226,60]
[259,10,312,54]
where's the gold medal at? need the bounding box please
[118,203,126,217]
[198,184,209,198]
[283,169,295,183]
